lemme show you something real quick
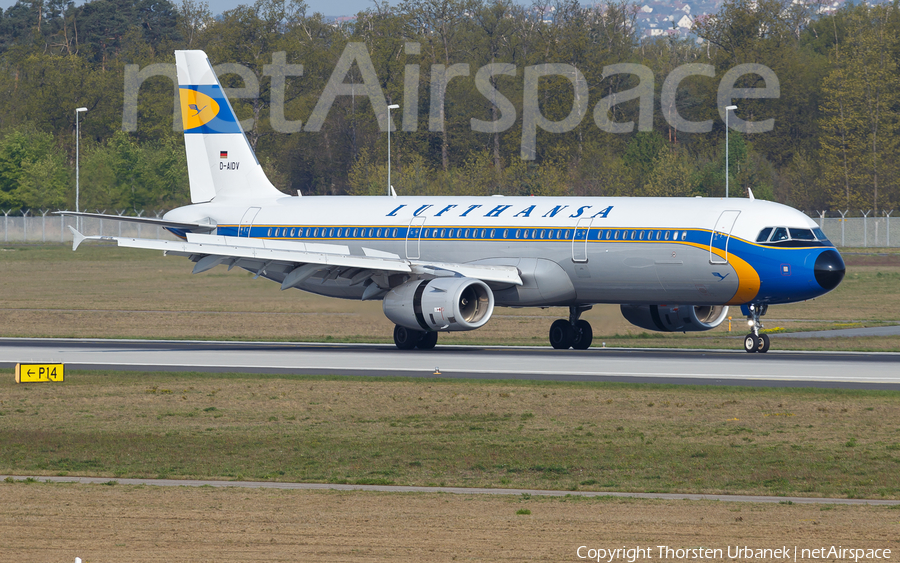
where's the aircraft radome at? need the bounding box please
[64,50,846,353]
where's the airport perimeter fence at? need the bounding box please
[0,210,897,248]
[1,212,179,244]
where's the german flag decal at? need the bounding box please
[220,151,228,159]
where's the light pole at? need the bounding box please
[387,104,399,196]
[75,107,88,228]
[724,105,737,198]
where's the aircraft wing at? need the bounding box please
[69,228,523,287]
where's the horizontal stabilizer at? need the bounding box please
[57,211,216,231]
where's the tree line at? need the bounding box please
[0,0,897,216]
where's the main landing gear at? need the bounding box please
[549,306,593,350]
[393,325,438,350]
[743,303,770,353]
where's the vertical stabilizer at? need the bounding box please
[175,50,285,203]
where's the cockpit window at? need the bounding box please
[757,225,831,246]
[770,227,789,242]
[813,228,831,244]
[789,228,815,240]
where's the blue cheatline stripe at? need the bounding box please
[216,224,703,244]
[213,223,832,261]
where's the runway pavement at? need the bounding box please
[2,338,899,389]
[3,475,898,505]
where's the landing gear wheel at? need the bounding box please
[549,319,574,349]
[757,333,770,353]
[743,333,758,353]
[393,325,422,350]
[416,331,438,350]
[572,319,593,350]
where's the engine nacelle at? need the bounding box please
[620,304,729,332]
[383,277,494,332]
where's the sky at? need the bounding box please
[0,0,396,18]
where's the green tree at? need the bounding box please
[819,4,900,212]
[641,147,696,197]
[0,125,68,210]
[622,131,665,184]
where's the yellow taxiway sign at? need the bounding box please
[15,363,64,383]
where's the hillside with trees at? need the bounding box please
[0,0,897,216]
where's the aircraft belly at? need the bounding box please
[574,243,738,304]
[239,239,739,306]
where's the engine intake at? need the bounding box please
[383,277,494,332]
[621,304,729,332]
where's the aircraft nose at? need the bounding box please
[814,249,845,291]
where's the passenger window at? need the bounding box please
[313,228,319,237]
[789,228,815,240]
[392,228,398,237]
[503,229,508,238]
[267,228,273,237]
[664,231,669,241]
[681,231,687,241]
[638,231,644,240]
[655,231,661,240]
[756,227,773,242]
[771,227,789,242]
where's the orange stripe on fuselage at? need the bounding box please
[679,239,760,305]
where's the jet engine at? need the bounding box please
[383,277,494,332]
[620,304,729,332]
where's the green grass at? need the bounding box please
[1,244,899,349]
[3,370,900,499]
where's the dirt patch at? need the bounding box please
[842,252,900,267]
[2,482,898,562]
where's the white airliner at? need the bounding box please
[66,50,846,353]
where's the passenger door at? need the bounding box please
[709,210,740,264]
[238,207,261,238]
[572,218,592,263]
[406,216,426,259]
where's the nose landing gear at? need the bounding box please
[549,306,593,350]
[743,303,770,353]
